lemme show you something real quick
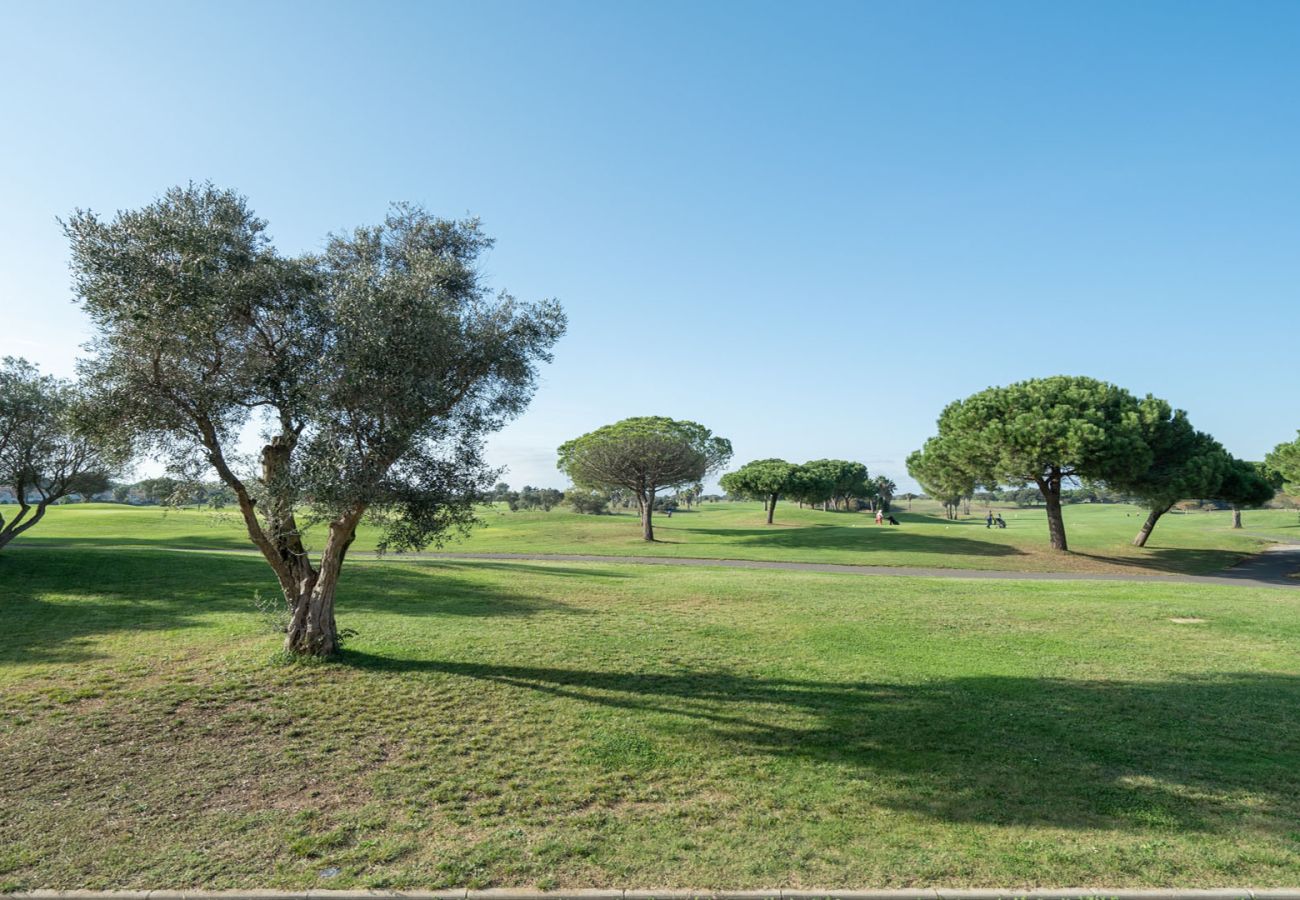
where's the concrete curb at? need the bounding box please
[6,890,1299,900]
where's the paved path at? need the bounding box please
[367,545,1300,589]
[21,541,1300,589]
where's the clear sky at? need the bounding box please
[3,1,1299,490]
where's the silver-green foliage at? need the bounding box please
[66,183,565,654]
[0,357,121,549]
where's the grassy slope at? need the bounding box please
[4,546,1300,888]
[8,500,1297,575]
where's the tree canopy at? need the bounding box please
[0,357,122,550]
[556,416,731,541]
[905,445,974,520]
[1217,458,1277,528]
[789,459,872,511]
[912,376,1156,549]
[1100,404,1233,546]
[720,458,798,524]
[785,461,835,509]
[67,183,565,656]
[1266,433,1300,496]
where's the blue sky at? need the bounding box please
[3,1,1299,490]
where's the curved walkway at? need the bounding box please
[387,544,1300,589]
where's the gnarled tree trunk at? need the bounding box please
[202,421,352,658]
[284,573,330,655]
[767,492,778,524]
[1232,506,1243,529]
[284,514,358,656]
[0,502,47,551]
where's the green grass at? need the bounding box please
[4,543,1300,888]
[7,500,1293,575]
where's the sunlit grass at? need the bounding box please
[4,545,1300,888]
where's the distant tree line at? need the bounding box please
[99,477,239,508]
[719,458,896,524]
[973,486,1139,506]
[489,482,564,512]
[487,482,715,517]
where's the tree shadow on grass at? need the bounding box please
[1073,548,1252,577]
[1,550,584,665]
[357,558,629,581]
[340,561,602,619]
[18,533,259,551]
[346,652,1300,835]
[664,524,1025,558]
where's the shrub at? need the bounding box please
[567,488,610,515]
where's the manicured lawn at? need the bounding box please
[4,545,1300,888]
[6,500,1292,575]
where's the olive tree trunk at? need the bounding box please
[284,574,333,655]
[285,517,358,655]
[272,532,343,656]
[1232,506,1243,529]
[0,502,47,551]
[202,425,362,658]
[767,493,778,524]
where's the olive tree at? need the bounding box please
[913,376,1155,550]
[67,184,565,656]
[720,458,798,524]
[556,416,731,541]
[0,358,121,550]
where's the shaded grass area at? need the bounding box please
[5,501,1287,576]
[4,547,1300,888]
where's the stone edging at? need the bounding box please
[7,890,1300,900]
